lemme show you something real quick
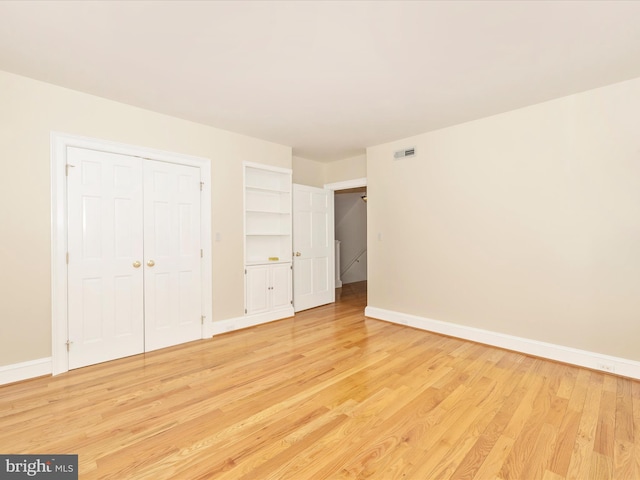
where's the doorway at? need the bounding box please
[334,186,367,287]
[324,178,368,295]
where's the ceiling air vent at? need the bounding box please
[394,147,416,160]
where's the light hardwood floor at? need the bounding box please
[1,281,639,479]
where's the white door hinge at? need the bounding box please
[200,249,203,258]
[66,252,69,264]
[65,340,73,352]
[201,315,205,325]
[65,164,75,176]
[200,181,204,191]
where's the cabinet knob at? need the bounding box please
[132,261,141,268]
[147,259,155,267]
[295,252,301,257]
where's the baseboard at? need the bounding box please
[3,308,295,384]
[209,307,295,336]
[364,306,640,380]
[0,357,52,386]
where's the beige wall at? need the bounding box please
[292,156,325,187]
[293,154,367,187]
[367,77,640,361]
[325,154,366,185]
[0,70,291,367]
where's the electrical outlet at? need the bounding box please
[597,363,615,373]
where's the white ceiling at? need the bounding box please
[1,1,640,162]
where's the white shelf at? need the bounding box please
[246,233,290,236]
[246,259,291,266]
[246,209,289,214]
[244,163,292,285]
[245,166,291,193]
[245,189,290,215]
[245,185,290,194]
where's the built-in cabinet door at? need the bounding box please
[245,263,292,315]
[245,265,270,315]
[143,160,202,352]
[67,148,145,369]
[271,263,292,311]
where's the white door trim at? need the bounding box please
[324,177,367,293]
[324,177,367,191]
[50,132,212,375]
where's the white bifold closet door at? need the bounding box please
[67,147,202,370]
[143,159,202,352]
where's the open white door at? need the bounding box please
[293,184,335,312]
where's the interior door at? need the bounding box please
[292,184,335,312]
[143,160,202,351]
[67,148,145,369]
[67,149,203,369]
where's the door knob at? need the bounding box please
[147,260,155,267]
[295,252,301,256]
[132,261,141,268]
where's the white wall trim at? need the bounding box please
[210,308,294,336]
[326,178,367,294]
[50,132,213,376]
[0,358,51,386]
[365,306,640,380]
[324,177,367,191]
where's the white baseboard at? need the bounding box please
[3,307,295,384]
[209,307,295,336]
[364,306,640,380]
[0,357,52,386]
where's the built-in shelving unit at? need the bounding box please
[243,162,293,319]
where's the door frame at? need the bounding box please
[324,177,367,291]
[51,132,212,375]
[324,178,367,192]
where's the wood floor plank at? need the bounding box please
[449,363,531,480]
[565,372,605,479]
[613,376,634,479]
[632,382,640,478]
[1,280,640,479]
[548,368,589,477]
[498,373,549,479]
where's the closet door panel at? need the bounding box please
[67,148,144,369]
[144,160,202,351]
